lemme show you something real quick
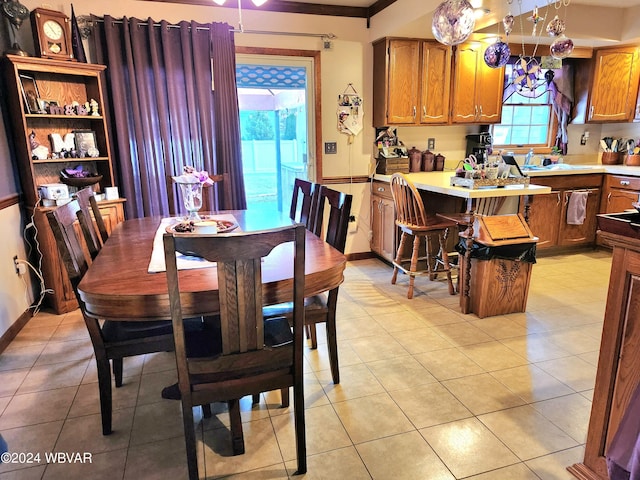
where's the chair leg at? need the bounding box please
[391,232,409,285]
[96,357,113,435]
[228,399,245,455]
[407,234,421,299]
[309,324,318,349]
[112,358,123,388]
[293,378,307,474]
[280,387,290,408]
[202,404,212,418]
[439,231,455,296]
[326,302,340,384]
[180,396,199,480]
[252,394,260,404]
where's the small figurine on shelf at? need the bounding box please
[85,99,100,116]
[29,131,49,160]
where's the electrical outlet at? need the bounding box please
[427,138,435,150]
[13,255,19,275]
[325,142,337,154]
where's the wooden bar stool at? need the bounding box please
[389,173,456,299]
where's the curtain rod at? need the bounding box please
[83,16,336,39]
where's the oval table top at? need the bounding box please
[78,211,347,320]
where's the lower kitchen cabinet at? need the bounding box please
[600,174,640,213]
[523,174,602,249]
[371,181,396,262]
[568,231,640,480]
[35,198,125,314]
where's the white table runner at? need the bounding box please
[147,214,239,273]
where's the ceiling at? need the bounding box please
[155,0,640,47]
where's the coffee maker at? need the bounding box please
[465,132,492,164]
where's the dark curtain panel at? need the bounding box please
[211,22,246,210]
[92,16,246,218]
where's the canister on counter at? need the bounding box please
[421,150,435,171]
[435,153,445,171]
[409,146,422,172]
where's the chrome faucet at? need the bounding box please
[524,148,534,166]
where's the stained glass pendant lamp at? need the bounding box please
[432,0,476,46]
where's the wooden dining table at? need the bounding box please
[77,210,347,321]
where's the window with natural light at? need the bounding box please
[492,64,554,149]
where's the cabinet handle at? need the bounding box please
[413,106,416,119]
[557,193,562,206]
[589,105,594,120]
[423,106,427,117]
[620,180,630,186]
[607,192,612,203]
[478,105,483,120]
[636,104,640,117]
[474,105,478,120]
[377,187,385,192]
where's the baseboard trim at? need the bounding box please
[0,310,33,354]
[346,251,375,261]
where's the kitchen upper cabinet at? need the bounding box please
[451,42,504,124]
[587,46,640,122]
[373,38,451,126]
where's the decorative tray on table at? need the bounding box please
[450,176,531,189]
[165,216,238,234]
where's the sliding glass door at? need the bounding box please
[236,54,315,214]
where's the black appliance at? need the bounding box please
[465,132,492,163]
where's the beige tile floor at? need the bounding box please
[0,250,612,479]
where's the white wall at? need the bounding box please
[0,204,35,337]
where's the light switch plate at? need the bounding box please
[427,138,435,150]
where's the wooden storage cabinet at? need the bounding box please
[3,55,121,314]
[600,174,640,213]
[569,232,640,480]
[587,46,640,122]
[373,38,451,126]
[371,181,396,262]
[524,174,602,249]
[451,42,504,124]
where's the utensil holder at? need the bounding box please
[601,152,621,165]
[625,154,640,166]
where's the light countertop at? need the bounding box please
[373,172,551,199]
[373,165,640,199]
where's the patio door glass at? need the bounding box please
[236,54,315,214]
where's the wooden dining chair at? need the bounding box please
[390,173,456,299]
[46,200,185,436]
[163,224,307,480]
[289,177,319,230]
[73,187,103,259]
[265,185,351,385]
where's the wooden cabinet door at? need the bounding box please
[371,194,396,262]
[602,188,640,213]
[524,190,562,248]
[419,42,451,124]
[588,46,640,122]
[387,40,421,124]
[559,189,601,246]
[476,59,504,123]
[451,44,479,123]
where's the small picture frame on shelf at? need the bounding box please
[19,74,41,114]
[73,129,97,157]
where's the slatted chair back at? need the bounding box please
[289,177,318,230]
[390,173,428,229]
[74,187,104,259]
[312,185,352,253]
[163,224,307,479]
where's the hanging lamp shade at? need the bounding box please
[212,0,226,5]
[432,0,476,46]
[252,0,268,5]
